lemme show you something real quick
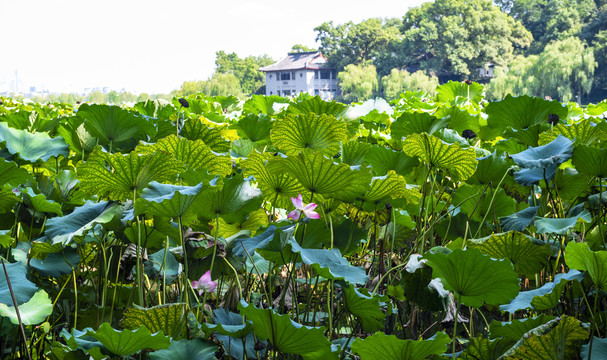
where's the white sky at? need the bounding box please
[0,0,428,94]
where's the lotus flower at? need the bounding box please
[287,194,320,221]
[191,270,217,295]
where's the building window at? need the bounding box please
[280,72,291,81]
[269,74,272,79]
[283,90,291,97]
[277,90,280,96]
[320,70,330,79]
[331,71,337,79]
[291,72,296,80]
[314,89,319,95]
[270,91,273,95]
[314,70,319,79]
[300,72,303,78]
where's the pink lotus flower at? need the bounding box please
[287,194,321,221]
[191,270,217,295]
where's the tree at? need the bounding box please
[399,0,532,78]
[214,51,274,95]
[486,55,539,99]
[315,18,401,74]
[381,69,439,100]
[290,44,317,53]
[203,73,244,98]
[337,63,378,102]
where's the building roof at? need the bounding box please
[259,52,333,72]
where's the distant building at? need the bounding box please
[259,52,339,100]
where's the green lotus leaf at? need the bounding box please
[553,168,592,201]
[214,208,268,238]
[0,290,52,325]
[230,225,281,260]
[436,80,485,106]
[137,135,232,177]
[0,184,21,213]
[535,209,591,235]
[21,188,62,216]
[267,148,373,202]
[360,171,421,207]
[503,124,544,148]
[0,110,37,130]
[468,232,551,276]
[77,147,183,201]
[511,135,573,170]
[500,316,588,359]
[148,339,217,360]
[181,117,232,152]
[461,336,514,360]
[175,94,219,115]
[489,315,557,341]
[363,145,419,176]
[84,322,170,356]
[134,182,203,218]
[486,95,567,132]
[287,96,347,117]
[0,230,12,248]
[287,240,368,285]
[242,151,305,209]
[586,99,607,116]
[193,174,263,224]
[56,116,97,157]
[581,337,607,360]
[211,308,262,360]
[390,112,448,140]
[402,132,476,182]
[144,248,182,285]
[400,266,443,311]
[565,242,607,291]
[77,104,155,152]
[572,145,607,178]
[437,105,482,134]
[238,300,336,360]
[202,317,253,338]
[423,248,520,307]
[341,283,390,333]
[468,151,512,186]
[341,141,371,166]
[351,331,450,360]
[45,201,121,246]
[539,119,607,146]
[500,270,584,313]
[0,122,69,162]
[29,247,80,277]
[0,159,32,186]
[0,260,38,305]
[235,113,273,142]
[500,206,539,232]
[122,303,188,340]
[132,99,176,120]
[271,113,347,156]
[452,184,515,223]
[243,94,290,116]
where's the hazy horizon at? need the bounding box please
[0,0,428,95]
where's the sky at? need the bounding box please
[0,0,428,94]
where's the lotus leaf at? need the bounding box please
[565,242,607,291]
[84,322,170,356]
[581,337,607,360]
[391,112,448,140]
[0,122,69,162]
[45,201,121,245]
[243,95,290,116]
[180,117,231,152]
[235,113,273,142]
[286,96,347,117]
[0,260,38,305]
[436,80,485,106]
[363,145,419,176]
[351,331,450,360]
[0,159,32,186]
[122,303,188,340]
[461,337,514,360]
[341,283,390,333]
[535,209,591,235]
[341,141,371,166]
[539,119,607,146]
[572,145,607,179]
[452,184,515,223]
[144,248,182,285]
[271,113,347,156]
[0,290,52,325]
[486,95,567,132]
[147,339,217,360]
[500,206,539,232]
[489,315,557,340]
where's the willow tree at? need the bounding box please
[338,63,379,103]
[381,69,439,100]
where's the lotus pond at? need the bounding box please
[1,82,607,359]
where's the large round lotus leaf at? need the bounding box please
[351,331,450,360]
[581,337,607,360]
[586,100,607,116]
[0,159,32,187]
[56,116,97,157]
[500,206,539,232]
[423,248,520,307]
[500,270,584,313]
[360,171,421,208]
[286,96,347,117]
[21,187,62,216]
[510,135,573,169]
[77,104,155,151]
[499,316,588,360]
[267,148,374,202]
[467,151,512,186]
[341,283,390,333]
[137,135,232,177]
[134,182,203,218]
[144,248,182,285]
[341,141,371,166]
[565,242,607,291]
[572,145,607,178]
[180,117,232,152]
[452,184,515,223]
[45,201,122,246]
[436,80,485,105]
[77,147,183,201]
[535,208,591,235]
[363,145,419,176]
[148,339,217,360]
[0,260,38,306]
[539,119,607,146]
[468,232,551,277]
[122,303,188,340]
[235,113,273,142]
[30,247,81,277]
[192,174,263,224]
[486,95,567,132]
[84,322,170,356]
[0,290,52,325]
[131,99,176,120]
[460,336,514,360]
[210,308,262,360]
[238,300,336,360]
[270,113,347,156]
[243,94,290,116]
[489,315,556,341]
[0,122,69,162]
[437,105,482,134]
[402,132,477,182]
[390,112,448,140]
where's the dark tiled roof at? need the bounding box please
[259,52,334,72]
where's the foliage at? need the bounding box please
[337,63,379,103]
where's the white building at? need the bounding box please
[259,52,339,100]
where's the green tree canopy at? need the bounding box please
[381,69,439,100]
[214,51,274,95]
[338,63,378,102]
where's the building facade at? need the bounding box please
[259,52,339,100]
